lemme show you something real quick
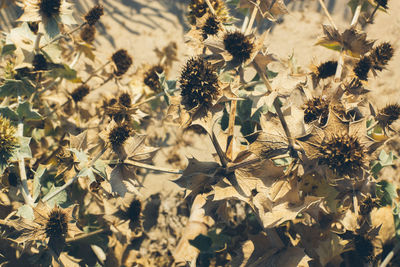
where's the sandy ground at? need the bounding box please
[2,0,400,195]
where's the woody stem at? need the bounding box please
[367,4,380,23]
[66,228,109,243]
[273,97,295,149]
[204,0,216,15]
[40,22,87,49]
[226,100,237,160]
[115,159,183,174]
[245,4,258,35]
[318,0,337,30]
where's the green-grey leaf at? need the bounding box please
[0,79,35,97]
[0,107,19,121]
[33,165,46,202]
[17,101,42,121]
[17,204,34,219]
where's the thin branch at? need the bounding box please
[226,100,237,160]
[351,3,362,27]
[123,159,183,174]
[204,0,216,15]
[40,23,87,49]
[66,228,109,243]
[252,62,272,92]
[245,4,258,35]
[241,9,251,33]
[226,158,260,172]
[273,97,294,149]
[318,0,337,30]
[82,61,111,85]
[380,241,400,267]
[366,4,380,23]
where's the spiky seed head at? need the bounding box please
[188,0,226,24]
[353,57,372,81]
[119,93,132,108]
[202,15,220,39]
[359,196,377,216]
[71,85,90,102]
[108,124,132,149]
[303,97,329,124]
[80,24,96,43]
[0,116,18,164]
[112,49,133,76]
[127,199,141,222]
[223,31,254,64]
[179,57,219,110]
[370,42,394,71]
[189,0,208,19]
[316,61,338,79]
[374,0,388,9]
[84,4,104,26]
[32,54,48,71]
[45,207,68,239]
[28,22,39,34]
[377,103,400,127]
[39,0,61,18]
[318,134,366,176]
[143,65,164,92]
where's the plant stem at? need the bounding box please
[380,241,400,267]
[245,4,258,35]
[351,3,362,27]
[66,228,109,243]
[204,0,216,15]
[273,97,294,149]
[40,23,87,49]
[226,100,237,160]
[226,158,260,172]
[42,145,109,202]
[123,159,183,174]
[34,33,43,53]
[16,101,34,206]
[241,9,250,33]
[130,88,180,109]
[252,62,272,92]
[366,4,380,23]
[318,0,337,30]
[82,61,111,84]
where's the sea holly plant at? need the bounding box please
[0,0,399,266]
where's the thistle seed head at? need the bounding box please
[143,65,164,92]
[32,54,48,71]
[112,49,133,76]
[223,31,254,64]
[375,0,388,9]
[377,103,400,127]
[370,42,394,71]
[179,57,219,110]
[0,116,18,164]
[304,97,329,124]
[316,61,338,79]
[84,4,104,26]
[108,124,132,149]
[28,22,39,35]
[202,15,220,39]
[80,24,96,44]
[45,207,68,239]
[118,93,132,108]
[39,0,61,18]
[319,134,366,176]
[71,85,90,102]
[353,57,372,81]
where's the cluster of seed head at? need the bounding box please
[318,134,366,176]
[39,0,61,18]
[45,207,68,239]
[71,84,90,102]
[108,124,132,149]
[32,54,48,71]
[119,93,132,108]
[303,97,329,124]
[377,103,400,128]
[112,49,133,76]
[223,31,254,64]
[180,57,219,110]
[143,65,164,92]
[0,116,18,164]
[354,42,394,81]
[315,61,338,79]
[80,24,96,43]
[84,4,104,26]
[105,93,132,123]
[202,15,220,39]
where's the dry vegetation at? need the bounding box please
[0,0,400,266]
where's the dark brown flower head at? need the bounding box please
[71,84,90,102]
[359,196,378,216]
[39,0,61,18]
[375,0,388,9]
[32,54,48,71]
[370,42,394,71]
[377,103,400,128]
[143,65,164,92]
[319,134,366,176]
[80,24,96,44]
[353,56,372,81]
[0,116,18,164]
[84,4,104,26]
[45,207,68,239]
[316,61,338,79]
[179,57,219,110]
[109,124,132,149]
[189,0,208,19]
[223,31,254,64]
[112,49,133,76]
[354,235,374,262]
[28,22,39,34]
[202,15,220,39]
[127,199,142,222]
[119,93,132,108]
[304,97,329,125]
